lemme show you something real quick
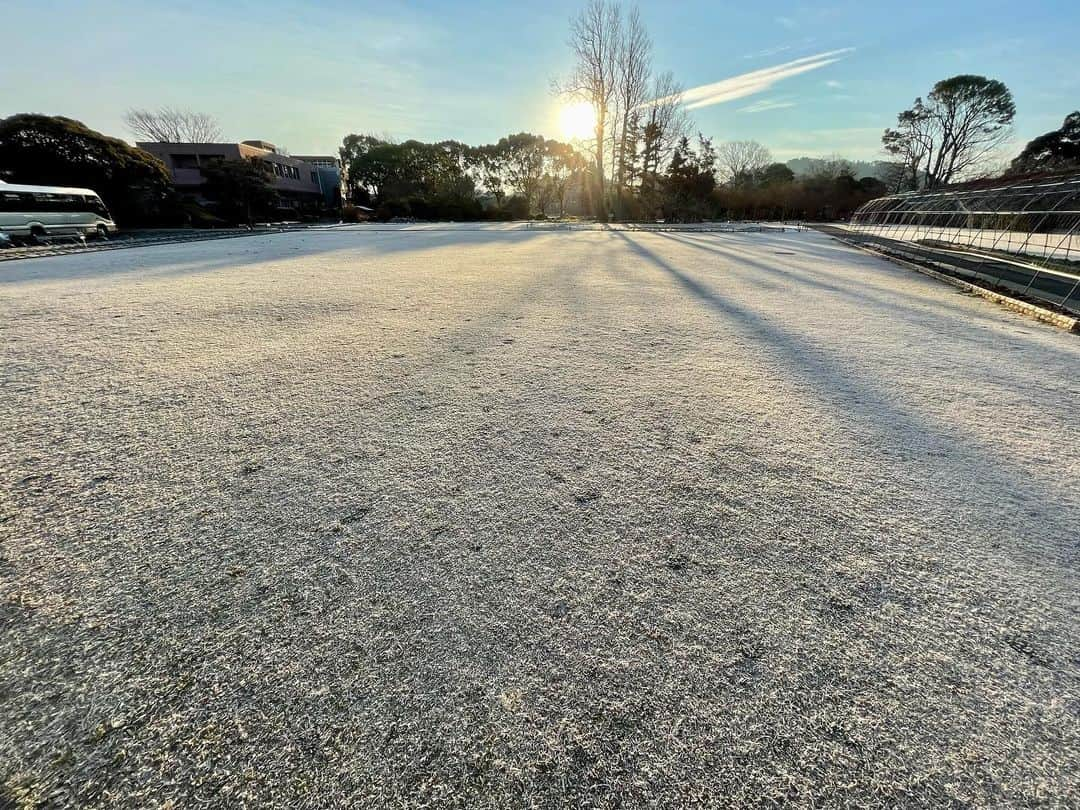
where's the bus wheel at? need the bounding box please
[30,227,48,246]
[96,224,109,241]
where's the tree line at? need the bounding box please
[338,133,586,221]
[3,1,1079,228]
[335,127,892,223]
[336,2,1078,224]
[336,1,885,223]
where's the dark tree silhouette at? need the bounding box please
[884,75,1015,189]
[557,0,621,220]
[1009,112,1080,174]
[200,158,277,225]
[0,114,174,225]
[756,162,796,187]
[662,135,716,222]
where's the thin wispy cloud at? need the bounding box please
[825,79,844,88]
[739,98,797,113]
[743,44,793,60]
[643,48,854,112]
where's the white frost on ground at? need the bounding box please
[1,226,1078,807]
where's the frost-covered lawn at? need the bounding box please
[2,226,1078,807]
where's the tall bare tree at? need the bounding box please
[716,140,772,184]
[639,71,688,183]
[558,0,622,220]
[124,108,222,143]
[614,6,652,195]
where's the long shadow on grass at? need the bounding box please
[654,231,1080,378]
[608,229,1079,554]
[656,231,1003,325]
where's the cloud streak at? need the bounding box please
[743,44,793,60]
[739,98,797,113]
[644,48,854,112]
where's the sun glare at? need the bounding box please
[559,101,597,141]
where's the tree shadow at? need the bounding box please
[651,231,1080,368]
[606,229,1079,554]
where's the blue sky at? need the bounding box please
[2,0,1077,162]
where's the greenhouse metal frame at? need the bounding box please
[846,173,1080,314]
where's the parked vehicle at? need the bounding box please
[0,183,117,244]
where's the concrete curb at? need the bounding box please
[828,235,1080,334]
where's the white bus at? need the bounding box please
[0,183,118,245]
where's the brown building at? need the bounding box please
[138,140,328,213]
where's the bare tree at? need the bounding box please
[716,140,772,184]
[124,107,222,143]
[614,6,652,194]
[882,108,930,190]
[557,0,622,220]
[639,71,688,181]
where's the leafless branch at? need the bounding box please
[124,107,222,143]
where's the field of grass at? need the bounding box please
[2,225,1078,807]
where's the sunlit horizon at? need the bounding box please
[1,1,1077,160]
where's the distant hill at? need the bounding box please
[785,157,891,181]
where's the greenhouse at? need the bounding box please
[846,173,1080,313]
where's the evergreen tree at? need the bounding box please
[0,113,174,225]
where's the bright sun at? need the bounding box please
[559,101,597,141]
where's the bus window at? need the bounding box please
[84,195,111,217]
[0,192,26,212]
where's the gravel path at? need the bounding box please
[2,226,1078,808]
